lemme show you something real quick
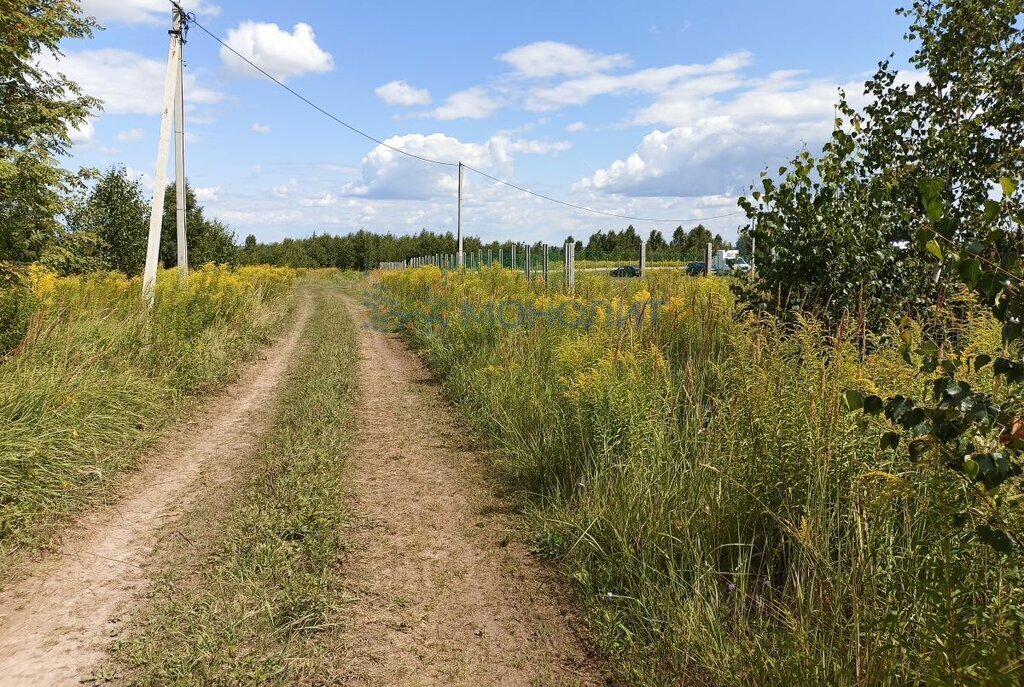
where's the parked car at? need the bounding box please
[610,265,640,278]
[686,262,706,276]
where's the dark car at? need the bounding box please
[610,265,640,278]
[686,262,706,276]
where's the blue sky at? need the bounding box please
[59,0,915,244]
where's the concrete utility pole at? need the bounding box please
[174,12,188,279]
[640,240,647,277]
[751,218,757,272]
[705,242,713,277]
[457,162,464,269]
[143,7,187,304]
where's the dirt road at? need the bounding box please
[0,299,312,686]
[0,290,602,686]
[336,295,603,686]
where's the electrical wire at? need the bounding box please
[174,2,750,225]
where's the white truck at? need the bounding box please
[710,249,751,275]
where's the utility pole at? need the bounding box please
[174,10,188,279]
[143,8,185,304]
[751,218,757,272]
[457,162,464,269]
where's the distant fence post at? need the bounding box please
[705,243,712,277]
[640,240,647,277]
[564,240,576,293]
[524,244,532,281]
[511,244,516,271]
[543,244,550,287]
[499,248,504,268]
[488,248,493,266]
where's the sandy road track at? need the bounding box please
[0,299,312,686]
[336,295,604,686]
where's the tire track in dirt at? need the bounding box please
[337,294,605,686]
[0,297,313,686]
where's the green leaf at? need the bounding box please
[880,432,900,451]
[919,176,946,222]
[1000,177,1018,197]
[957,257,982,288]
[900,407,926,430]
[1002,320,1022,346]
[976,524,1014,555]
[842,390,865,412]
[863,395,884,415]
[925,239,943,262]
[964,457,980,480]
[983,200,1001,222]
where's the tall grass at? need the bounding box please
[0,264,300,559]
[375,266,1023,686]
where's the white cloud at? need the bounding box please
[577,65,892,198]
[194,186,223,202]
[272,179,298,197]
[342,133,568,200]
[499,42,631,77]
[221,22,334,81]
[251,122,272,134]
[299,193,338,207]
[375,80,431,106]
[69,119,94,144]
[504,139,572,155]
[116,128,145,142]
[524,52,752,111]
[79,0,220,25]
[430,87,503,120]
[566,121,588,132]
[37,49,222,115]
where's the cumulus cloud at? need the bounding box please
[375,80,431,106]
[577,66,903,198]
[221,22,334,81]
[272,179,298,197]
[499,41,631,77]
[79,0,219,25]
[37,49,222,115]
[251,122,272,134]
[430,88,503,120]
[116,128,145,142]
[341,133,569,200]
[194,186,223,202]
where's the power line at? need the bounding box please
[177,3,748,225]
[462,163,746,224]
